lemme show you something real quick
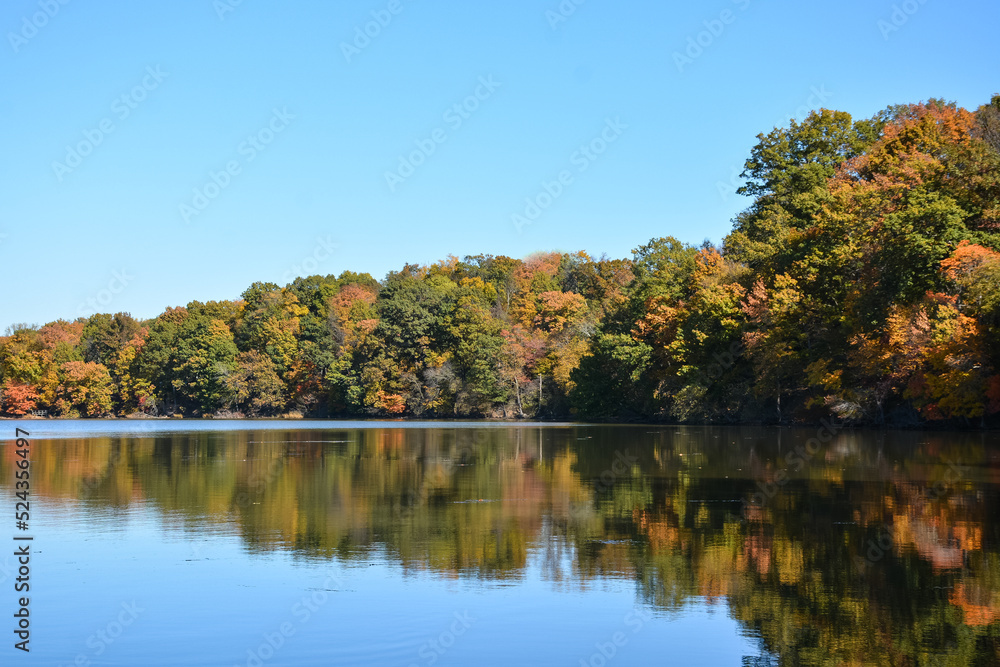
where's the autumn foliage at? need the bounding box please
[3,96,1000,425]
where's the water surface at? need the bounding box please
[3,421,999,665]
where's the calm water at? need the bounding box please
[3,421,999,666]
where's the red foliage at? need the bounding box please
[988,376,1000,415]
[1,381,39,416]
[940,241,1000,281]
[37,320,84,349]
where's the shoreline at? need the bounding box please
[4,414,997,432]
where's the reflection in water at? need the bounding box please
[6,424,1000,664]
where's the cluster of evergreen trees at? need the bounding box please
[3,97,1000,424]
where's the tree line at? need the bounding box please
[3,96,1000,425]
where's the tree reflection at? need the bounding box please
[6,426,999,664]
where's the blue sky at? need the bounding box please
[2,0,998,330]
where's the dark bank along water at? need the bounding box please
[3,421,999,666]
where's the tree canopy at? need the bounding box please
[3,96,999,426]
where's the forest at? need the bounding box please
[3,96,1000,426]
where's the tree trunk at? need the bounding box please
[538,375,543,417]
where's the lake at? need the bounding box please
[3,421,999,665]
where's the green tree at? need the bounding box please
[173,317,238,415]
[55,361,114,417]
[724,108,885,271]
[136,307,189,414]
[228,350,286,416]
[571,333,652,420]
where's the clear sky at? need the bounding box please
[2,0,998,330]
